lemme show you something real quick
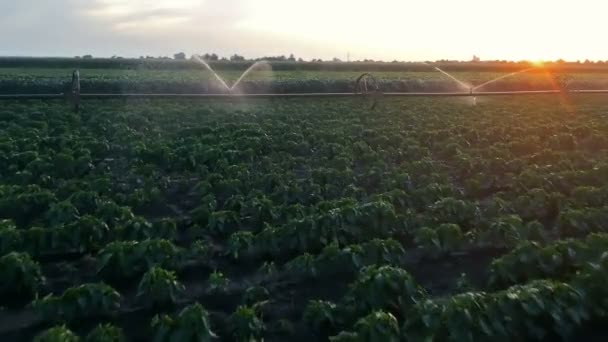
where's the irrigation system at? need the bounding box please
[1,64,607,112]
[2,90,607,100]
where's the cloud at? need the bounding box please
[1,0,606,61]
[82,0,200,30]
[0,0,258,57]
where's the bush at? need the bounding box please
[229,305,265,342]
[0,251,44,299]
[96,239,183,280]
[331,311,400,342]
[85,323,126,342]
[34,283,121,322]
[137,266,184,308]
[151,303,217,341]
[34,325,79,342]
[207,270,229,294]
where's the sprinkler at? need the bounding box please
[70,69,80,113]
[469,87,476,106]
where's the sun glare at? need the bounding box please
[532,60,545,67]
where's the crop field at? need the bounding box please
[2,66,608,94]
[2,93,608,341]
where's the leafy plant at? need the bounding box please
[96,239,183,280]
[189,239,213,260]
[488,233,608,288]
[226,231,254,259]
[137,266,185,308]
[403,280,589,341]
[45,200,80,226]
[151,302,217,341]
[208,210,241,236]
[242,285,270,306]
[303,300,339,334]
[0,251,44,299]
[414,224,463,254]
[207,270,229,294]
[455,273,473,292]
[229,305,265,342]
[331,311,400,342]
[284,252,316,277]
[34,283,121,322]
[0,219,22,254]
[85,323,126,342]
[341,265,426,319]
[257,261,277,277]
[119,217,164,240]
[34,325,80,342]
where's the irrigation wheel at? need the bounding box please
[355,73,382,110]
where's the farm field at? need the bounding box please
[2,66,608,94]
[2,94,608,341]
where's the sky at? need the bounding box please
[1,0,606,61]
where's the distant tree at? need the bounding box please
[259,55,287,61]
[332,57,342,62]
[174,52,186,60]
[230,54,245,61]
[288,54,296,62]
[220,57,229,61]
[297,57,304,62]
[201,53,219,61]
[82,55,93,59]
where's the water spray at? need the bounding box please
[192,55,272,94]
[230,61,270,92]
[470,87,476,106]
[472,67,537,92]
[192,55,231,92]
[432,66,472,91]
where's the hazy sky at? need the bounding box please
[1,0,606,61]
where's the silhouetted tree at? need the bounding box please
[230,54,245,61]
[174,52,186,60]
[201,53,219,61]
